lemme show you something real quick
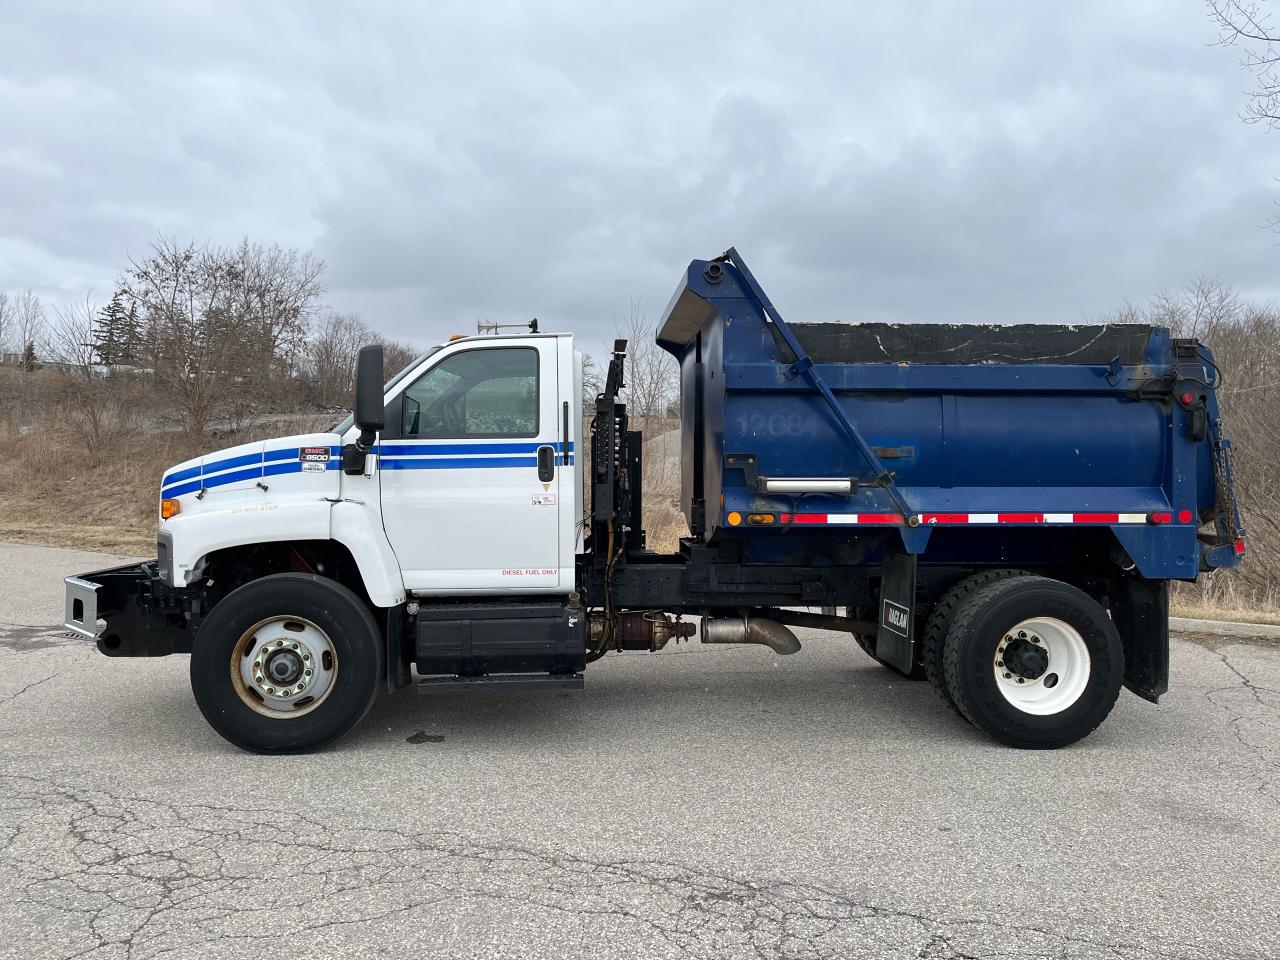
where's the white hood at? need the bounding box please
[158,432,343,509]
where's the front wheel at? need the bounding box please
[942,576,1123,749]
[191,573,383,753]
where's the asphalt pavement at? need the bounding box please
[1,541,1277,959]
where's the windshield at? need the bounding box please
[330,345,443,434]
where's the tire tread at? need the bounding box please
[922,569,1027,718]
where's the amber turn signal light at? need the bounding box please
[160,498,181,520]
[746,513,776,525]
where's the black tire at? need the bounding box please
[922,569,1027,719]
[850,622,926,679]
[942,575,1123,749]
[191,573,383,753]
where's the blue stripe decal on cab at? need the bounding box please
[163,441,572,494]
[380,456,538,470]
[263,461,302,480]
[161,464,203,487]
[162,465,264,498]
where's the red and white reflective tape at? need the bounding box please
[780,513,904,525]
[774,511,1189,526]
[917,512,1156,525]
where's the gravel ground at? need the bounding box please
[0,541,1277,959]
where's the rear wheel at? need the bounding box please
[922,569,1027,719]
[191,573,383,753]
[942,576,1123,749]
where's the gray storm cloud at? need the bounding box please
[1,1,1275,355]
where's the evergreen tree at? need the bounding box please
[93,290,132,366]
[19,340,37,372]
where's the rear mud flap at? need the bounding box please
[1111,577,1169,703]
[876,549,917,674]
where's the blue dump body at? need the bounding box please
[657,253,1243,582]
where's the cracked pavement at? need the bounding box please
[1,543,1277,958]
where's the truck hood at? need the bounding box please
[159,433,343,507]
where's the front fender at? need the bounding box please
[331,499,406,607]
[167,501,333,587]
[166,500,406,608]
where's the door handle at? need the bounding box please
[537,445,555,482]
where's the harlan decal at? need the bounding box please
[881,599,910,638]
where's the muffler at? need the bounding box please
[701,617,801,656]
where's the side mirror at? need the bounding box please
[354,344,385,432]
[345,345,385,475]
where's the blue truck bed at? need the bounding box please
[656,250,1244,582]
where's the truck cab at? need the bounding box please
[150,333,582,606]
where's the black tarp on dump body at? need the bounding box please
[787,323,1154,366]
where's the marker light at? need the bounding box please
[1178,509,1193,524]
[1148,512,1172,525]
[746,513,776,525]
[1180,391,1194,406]
[727,511,743,526]
[1235,539,1246,555]
[160,499,181,520]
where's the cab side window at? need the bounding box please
[401,347,538,438]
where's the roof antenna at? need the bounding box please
[476,318,539,336]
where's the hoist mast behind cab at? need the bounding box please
[64,249,1243,753]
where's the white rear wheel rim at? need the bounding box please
[992,617,1090,716]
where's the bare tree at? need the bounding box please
[0,292,12,358]
[46,295,136,462]
[1210,1,1280,127]
[224,239,325,379]
[307,311,370,407]
[374,335,418,379]
[616,298,677,429]
[581,352,604,406]
[15,290,45,371]
[120,235,326,434]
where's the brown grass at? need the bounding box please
[0,413,331,556]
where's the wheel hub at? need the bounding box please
[252,639,315,698]
[233,617,337,717]
[999,635,1048,680]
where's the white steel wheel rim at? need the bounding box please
[992,617,1091,716]
[231,616,338,718]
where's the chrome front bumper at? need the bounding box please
[64,575,103,639]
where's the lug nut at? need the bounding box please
[1016,678,1025,684]
[1003,672,1012,679]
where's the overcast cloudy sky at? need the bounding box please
[2,1,1276,353]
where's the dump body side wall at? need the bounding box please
[660,261,1221,582]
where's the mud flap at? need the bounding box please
[1111,577,1168,703]
[876,549,918,674]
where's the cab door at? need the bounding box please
[378,338,565,594]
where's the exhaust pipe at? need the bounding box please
[701,617,801,656]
